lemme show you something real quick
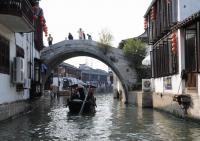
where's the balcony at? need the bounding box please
[0,0,34,32]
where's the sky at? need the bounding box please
[40,0,152,71]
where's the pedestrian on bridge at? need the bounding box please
[68,33,73,40]
[78,28,84,40]
[83,31,86,40]
[47,34,53,46]
[87,34,92,40]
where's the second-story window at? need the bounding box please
[0,35,9,74]
[146,0,178,44]
[151,38,178,78]
[197,22,200,72]
[185,24,197,72]
[16,46,24,58]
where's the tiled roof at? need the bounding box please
[154,10,200,46]
[174,10,200,30]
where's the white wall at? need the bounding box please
[154,75,182,94]
[0,24,36,104]
[178,0,200,21]
[198,74,200,96]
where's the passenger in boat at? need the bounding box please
[79,88,85,100]
[71,87,80,99]
[87,88,96,107]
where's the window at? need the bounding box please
[197,22,200,72]
[0,35,9,74]
[16,46,24,58]
[185,24,197,72]
[152,39,178,78]
[146,0,178,44]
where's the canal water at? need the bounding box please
[0,93,200,141]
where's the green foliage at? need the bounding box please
[123,39,146,67]
[98,29,113,54]
[122,39,151,90]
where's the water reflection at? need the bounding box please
[0,94,200,140]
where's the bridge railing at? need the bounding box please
[41,40,98,55]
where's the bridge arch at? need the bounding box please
[41,40,137,103]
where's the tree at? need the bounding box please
[123,38,146,68]
[98,29,114,54]
[122,38,150,90]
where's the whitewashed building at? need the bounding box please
[144,0,200,119]
[0,0,46,121]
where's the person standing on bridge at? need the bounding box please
[87,34,92,40]
[78,28,84,40]
[68,33,73,40]
[83,31,86,40]
[47,34,53,46]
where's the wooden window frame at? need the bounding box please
[0,35,9,74]
[152,39,178,78]
[197,21,200,72]
[185,24,198,72]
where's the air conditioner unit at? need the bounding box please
[13,57,24,84]
[142,79,152,92]
[24,78,31,89]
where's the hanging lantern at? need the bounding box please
[171,46,176,53]
[40,16,44,21]
[40,20,44,25]
[43,24,47,32]
[33,15,37,20]
[171,32,177,54]
[39,16,43,24]
[151,6,156,20]
[144,18,148,29]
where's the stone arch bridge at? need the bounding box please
[40,40,137,103]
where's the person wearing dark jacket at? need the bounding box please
[68,33,73,40]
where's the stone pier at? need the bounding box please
[128,91,153,108]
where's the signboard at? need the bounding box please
[164,77,172,90]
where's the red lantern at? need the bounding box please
[172,47,176,53]
[33,15,37,20]
[172,42,176,48]
[40,16,44,21]
[171,33,176,43]
[151,6,156,20]
[171,32,177,54]
[144,18,148,29]
[43,25,47,31]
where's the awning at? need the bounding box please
[142,55,151,66]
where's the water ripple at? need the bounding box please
[0,94,200,140]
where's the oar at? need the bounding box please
[79,86,90,115]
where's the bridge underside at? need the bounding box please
[41,40,137,103]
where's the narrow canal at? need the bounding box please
[0,93,200,141]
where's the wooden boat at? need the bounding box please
[66,83,96,114]
[67,98,96,114]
